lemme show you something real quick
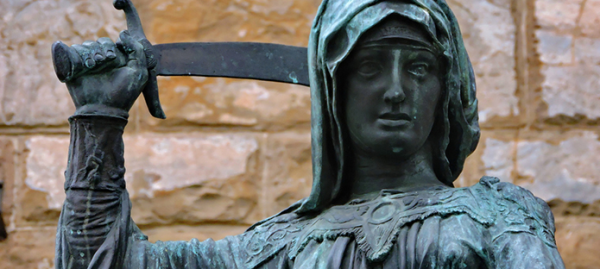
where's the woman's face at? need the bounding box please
[339,33,442,159]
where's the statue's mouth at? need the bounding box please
[378,112,412,127]
[379,112,411,121]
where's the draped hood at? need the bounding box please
[297,0,480,213]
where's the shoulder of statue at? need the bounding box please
[469,176,557,247]
[241,211,308,268]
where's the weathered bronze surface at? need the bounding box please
[53,0,566,268]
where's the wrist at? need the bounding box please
[73,104,129,121]
[68,114,128,129]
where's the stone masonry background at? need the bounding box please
[0,0,599,268]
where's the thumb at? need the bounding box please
[116,30,148,69]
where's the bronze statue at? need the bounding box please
[53,0,566,268]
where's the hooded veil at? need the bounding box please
[298,0,480,213]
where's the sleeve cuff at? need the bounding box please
[72,104,129,121]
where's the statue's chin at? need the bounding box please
[355,141,424,161]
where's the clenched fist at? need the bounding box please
[61,30,149,117]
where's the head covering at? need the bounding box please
[296,0,480,213]
[358,17,434,46]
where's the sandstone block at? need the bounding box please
[554,217,600,269]
[138,0,320,46]
[457,130,521,188]
[535,0,584,30]
[541,64,600,120]
[516,131,600,204]
[142,78,311,130]
[481,138,515,183]
[456,131,504,188]
[125,134,262,225]
[579,0,600,37]
[0,228,57,269]
[20,133,263,226]
[536,31,573,65]
[476,132,600,208]
[574,38,600,65]
[262,132,312,216]
[19,137,69,226]
[448,0,518,123]
[24,137,70,211]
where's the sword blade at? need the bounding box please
[154,42,310,87]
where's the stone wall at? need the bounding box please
[0,0,598,268]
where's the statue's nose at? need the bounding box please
[384,88,406,104]
[385,50,406,105]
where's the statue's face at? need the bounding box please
[339,25,441,159]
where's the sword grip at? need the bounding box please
[115,0,165,119]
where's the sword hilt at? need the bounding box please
[51,0,166,119]
[114,0,165,119]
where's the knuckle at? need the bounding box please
[82,40,96,47]
[118,31,129,40]
[102,41,116,51]
[73,45,90,58]
[98,37,115,46]
[71,44,84,52]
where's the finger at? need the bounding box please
[71,44,94,70]
[82,40,103,67]
[98,37,117,60]
[116,30,148,68]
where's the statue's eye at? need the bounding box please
[408,63,429,77]
[357,61,382,77]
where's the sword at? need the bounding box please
[51,0,309,119]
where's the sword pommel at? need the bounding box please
[113,0,147,42]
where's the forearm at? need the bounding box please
[58,113,129,268]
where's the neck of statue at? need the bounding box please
[346,140,447,201]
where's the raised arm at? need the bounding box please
[53,29,256,269]
[54,30,150,269]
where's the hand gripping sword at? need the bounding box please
[51,0,309,119]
